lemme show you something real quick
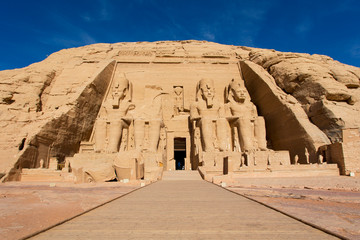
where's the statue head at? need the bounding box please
[111,74,132,108]
[226,78,247,103]
[196,79,215,107]
[197,78,215,103]
[113,76,129,100]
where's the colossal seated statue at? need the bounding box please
[225,78,267,152]
[94,76,134,153]
[190,78,228,152]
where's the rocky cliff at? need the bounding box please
[0,41,359,180]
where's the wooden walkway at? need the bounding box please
[29,171,338,239]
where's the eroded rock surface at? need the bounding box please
[248,48,360,141]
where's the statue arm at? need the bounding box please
[223,104,232,117]
[190,103,200,121]
[218,103,226,116]
[120,102,136,124]
[251,104,258,119]
[152,95,162,118]
[224,103,238,122]
[121,101,135,114]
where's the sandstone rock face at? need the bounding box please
[0,41,359,180]
[248,49,360,141]
[0,54,115,180]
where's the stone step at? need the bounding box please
[20,169,75,182]
[162,170,202,180]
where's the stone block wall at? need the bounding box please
[328,142,345,175]
[328,128,360,175]
[341,128,360,174]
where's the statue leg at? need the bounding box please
[107,121,123,153]
[254,117,267,150]
[94,120,106,152]
[148,119,161,152]
[236,118,254,152]
[216,118,229,151]
[200,119,215,152]
[134,119,145,151]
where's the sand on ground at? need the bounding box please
[0,181,141,240]
[226,176,360,240]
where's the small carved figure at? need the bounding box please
[62,158,70,172]
[294,155,299,165]
[194,127,202,155]
[173,86,184,115]
[190,79,228,152]
[305,148,310,164]
[159,128,167,153]
[318,154,324,164]
[241,154,245,167]
[39,159,44,169]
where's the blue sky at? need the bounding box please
[1,0,359,70]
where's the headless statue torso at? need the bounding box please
[133,85,164,152]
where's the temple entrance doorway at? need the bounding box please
[174,138,186,170]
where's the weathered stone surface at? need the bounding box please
[1,58,115,180]
[0,40,359,180]
[248,48,360,141]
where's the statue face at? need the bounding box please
[118,83,128,99]
[230,81,246,102]
[113,79,129,100]
[200,80,215,101]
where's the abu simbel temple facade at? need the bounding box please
[0,41,360,183]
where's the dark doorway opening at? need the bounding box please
[175,151,186,170]
[174,138,186,170]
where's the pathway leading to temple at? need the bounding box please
[29,171,338,239]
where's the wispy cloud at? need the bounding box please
[295,18,312,36]
[81,14,92,22]
[350,44,360,58]
[225,2,272,46]
[98,0,112,21]
[79,32,97,45]
[202,31,216,41]
[80,0,112,22]
[239,8,268,21]
[37,12,97,48]
[39,32,97,49]
[145,1,198,40]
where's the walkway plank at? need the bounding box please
[30,171,338,239]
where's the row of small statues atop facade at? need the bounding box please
[92,76,267,154]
